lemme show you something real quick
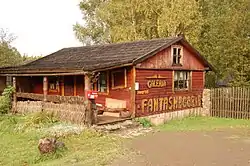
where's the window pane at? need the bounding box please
[98,72,107,92]
[174,80,179,89]
[173,55,177,64]
[172,47,182,65]
[179,72,184,80]
[113,70,125,88]
[173,48,177,55]
[177,48,181,55]
[174,71,190,90]
[174,72,178,80]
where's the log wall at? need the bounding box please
[95,67,132,110]
[135,69,204,117]
[136,42,205,70]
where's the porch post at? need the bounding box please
[12,76,17,114]
[131,66,136,117]
[84,73,94,126]
[74,76,77,96]
[43,76,48,102]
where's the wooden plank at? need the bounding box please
[229,87,232,118]
[222,88,225,118]
[232,87,236,119]
[240,87,243,119]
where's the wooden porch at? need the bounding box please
[15,92,130,125]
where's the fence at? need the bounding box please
[16,101,89,124]
[210,87,250,119]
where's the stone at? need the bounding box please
[38,137,65,154]
[38,138,56,154]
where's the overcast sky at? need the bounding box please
[0,0,83,56]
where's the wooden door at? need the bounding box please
[64,76,74,96]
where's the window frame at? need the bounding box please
[93,71,109,94]
[111,68,127,89]
[48,76,60,93]
[173,71,191,91]
[171,45,183,66]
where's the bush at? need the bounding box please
[0,86,14,114]
[23,111,58,129]
[137,118,152,127]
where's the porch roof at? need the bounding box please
[0,36,213,75]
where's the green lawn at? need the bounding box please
[0,115,123,166]
[1,114,250,166]
[158,116,250,131]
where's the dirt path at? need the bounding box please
[112,129,250,166]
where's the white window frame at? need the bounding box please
[171,45,183,65]
[173,71,191,91]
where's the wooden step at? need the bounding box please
[103,111,120,117]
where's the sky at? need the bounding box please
[0,0,83,56]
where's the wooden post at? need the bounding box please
[131,66,136,117]
[12,76,17,114]
[43,76,48,102]
[74,76,77,96]
[61,76,65,96]
[84,73,93,126]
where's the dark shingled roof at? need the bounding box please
[0,36,213,74]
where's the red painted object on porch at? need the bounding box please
[87,90,98,99]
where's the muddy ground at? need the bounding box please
[112,129,250,166]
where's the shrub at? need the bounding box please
[0,86,14,114]
[23,111,58,129]
[137,118,152,127]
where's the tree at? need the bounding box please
[0,28,22,67]
[74,0,203,45]
[74,0,250,87]
[198,0,250,86]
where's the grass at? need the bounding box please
[157,116,250,131]
[2,114,250,166]
[0,115,124,166]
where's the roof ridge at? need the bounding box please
[62,36,179,50]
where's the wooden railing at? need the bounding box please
[16,92,85,104]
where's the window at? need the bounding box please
[174,71,190,90]
[172,46,182,65]
[111,69,127,89]
[95,72,108,93]
[48,77,60,92]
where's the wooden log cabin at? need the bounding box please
[0,36,213,123]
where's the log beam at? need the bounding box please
[43,76,48,102]
[74,76,77,96]
[12,76,17,113]
[84,73,94,126]
[131,66,136,117]
[61,76,65,96]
